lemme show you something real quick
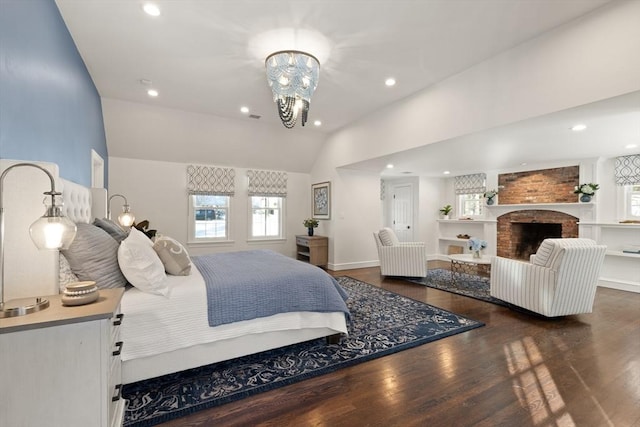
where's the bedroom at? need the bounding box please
[1,0,639,426]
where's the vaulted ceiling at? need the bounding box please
[55,0,639,176]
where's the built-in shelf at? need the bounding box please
[579,222,640,229]
[437,219,497,223]
[606,250,640,258]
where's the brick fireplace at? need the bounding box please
[495,166,581,259]
[496,210,579,259]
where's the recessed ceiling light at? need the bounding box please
[314,120,322,126]
[147,89,159,97]
[625,144,638,149]
[143,3,161,16]
[240,106,249,114]
[386,164,394,169]
[520,162,527,166]
[571,124,587,131]
[443,171,450,175]
[385,78,396,87]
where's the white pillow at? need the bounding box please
[118,227,169,296]
[153,235,192,276]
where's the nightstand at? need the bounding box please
[296,235,328,267]
[0,288,126,427]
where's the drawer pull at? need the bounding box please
[112,313,124,326]
[112,341,124,356]
[112,384,122,402]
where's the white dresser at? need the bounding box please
[0,288,126,427]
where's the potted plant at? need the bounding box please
[574,183,599,202]
[303,218,319,236]
[483,189,498,205]
[439,204,453,220]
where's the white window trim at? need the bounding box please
[187,195,232,244]
[247,196,286,241]
[457,193,484,218]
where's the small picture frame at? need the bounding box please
[312,181,331,220]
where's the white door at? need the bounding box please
[392,183,414,241]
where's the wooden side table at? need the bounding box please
[296,235,328,267]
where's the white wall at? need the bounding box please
[313,0,640,268]
[108,157,312,258]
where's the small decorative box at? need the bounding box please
[62,281,99,306]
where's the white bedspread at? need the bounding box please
[120,266,348,362]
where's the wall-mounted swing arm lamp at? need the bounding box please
[0,163,78,318]
[107,194,135,227]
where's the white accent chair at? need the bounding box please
[373,227,427,278]
[490,238,607,317]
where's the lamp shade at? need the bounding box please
[118,207,135,228]
[29,214,77,250]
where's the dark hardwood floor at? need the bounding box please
[158,263,640,427]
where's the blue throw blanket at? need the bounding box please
[192,250,350,327]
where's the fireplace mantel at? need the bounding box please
[486,202,595,221]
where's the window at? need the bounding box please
[188,195,230,241]
[250,196,284,239]
[458,193,483,217]
[626,185,640,218]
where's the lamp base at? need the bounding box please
[0,297,50,319]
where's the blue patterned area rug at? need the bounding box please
[405,268,507,307]
[122,276,483,426]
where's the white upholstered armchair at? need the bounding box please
[490,238,607,317]
[373,227,427,278]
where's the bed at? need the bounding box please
[58,178,350,384]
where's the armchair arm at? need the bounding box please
[378,244,427,277]
[490,257,556,315]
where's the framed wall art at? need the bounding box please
[312,181,331,220]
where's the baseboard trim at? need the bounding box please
[598,277,640,293]
[328,260,379,271]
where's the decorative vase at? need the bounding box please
[473,250,481,259]
[308,227,314,236]
[580,194,592,203]
[486,197,495,205]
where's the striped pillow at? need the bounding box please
[378,228,400,246]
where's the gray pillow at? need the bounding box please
[61,223,127,289]
[93,217,129,243]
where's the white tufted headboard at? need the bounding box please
[60,178,107,224]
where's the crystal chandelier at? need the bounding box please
[265,50,320,128]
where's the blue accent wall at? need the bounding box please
[0,0,108,186]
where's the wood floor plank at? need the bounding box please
[151,265,640,427]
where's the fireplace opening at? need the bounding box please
[512,222,562,260]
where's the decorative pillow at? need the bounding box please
[61,223,127,289]
[378,227,399,246]
[153,235,192,276]
[59,253,79,293]
[118,227,169,296]
[93,217,129,243]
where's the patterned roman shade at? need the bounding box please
[615,154,640,185]
[247,170,287,197]
[454,173,486,195]
[186,165,235,195]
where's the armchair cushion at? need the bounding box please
[378,227,400,246]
